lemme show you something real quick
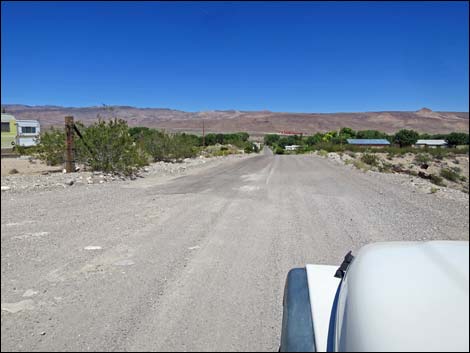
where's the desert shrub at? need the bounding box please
[378,162,392,173]
[429,174,445,186]
[33,127,66,166]
[440,168,461,182]
[9,168,19,174]
[135,129,172,162]
[414,153,431,164]
[360,153,379,166]
[353,160,368,171]
[317,149,328,157]
[75,119,147,175]
[430,187,439,194]
[170,133,200,160]
[243,143,259,153]
[133,129,200,162]
[14,144,37,156]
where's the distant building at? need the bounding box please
[285,145,301,151]
[346,139,391,147]
[1,114,17,149]
[415,139,448,148]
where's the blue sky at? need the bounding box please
[1,1,468,112]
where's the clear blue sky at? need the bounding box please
[1,1,468,112]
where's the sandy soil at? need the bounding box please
[1,157,62,177]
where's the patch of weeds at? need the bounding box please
[360,153,379,166]
[317,150,328,157]
[408,170,419,176]
[378,162,392,173]
[433,150,445,160]
[347,151,356,158]
[430,187,439,194]
[414,153,431,164]
[9,168,19,174]
[353,160,369,171]
[429,174,446,186]
[440,168,461,182]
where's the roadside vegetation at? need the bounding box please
[264,128,469,192]
[16,119,259,175]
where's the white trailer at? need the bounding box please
[16,120,40,147]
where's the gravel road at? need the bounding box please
[1,148,469,352]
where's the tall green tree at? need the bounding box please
[393,129,419,147]
[446,132,469,147]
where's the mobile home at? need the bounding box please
[16,119,41,147]
[1,114,17,149]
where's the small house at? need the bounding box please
[1,114,17,149]
[16,119,41,147]
[346,139,391,147]
[414,139,448,148]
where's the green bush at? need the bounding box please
[33,127,66,166]
[317,149,328,157]
[414,153,431,164]
[429,174,446,186]
[274,146,284,155]
[76,119,147,175]
[353,160,369,171]
[360,153,379,166]
[446,132,469,147]
[133,129,200,162]
[14,144,36,156]
[244,143,259,153]
[394,129,419,147]
[378,162,393,173]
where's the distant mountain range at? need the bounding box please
[2,104,468,135]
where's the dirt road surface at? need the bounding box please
[2,148,469,351]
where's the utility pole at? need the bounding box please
[65,116,75,173]
[202,119,205,147]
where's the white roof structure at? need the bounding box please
[16,119,40,126]
[415,139,447,146]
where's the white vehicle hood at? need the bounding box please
[335,241,469,352]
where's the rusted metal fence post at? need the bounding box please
[65,116,75,173]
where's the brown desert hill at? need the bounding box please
[2,104,468,135]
